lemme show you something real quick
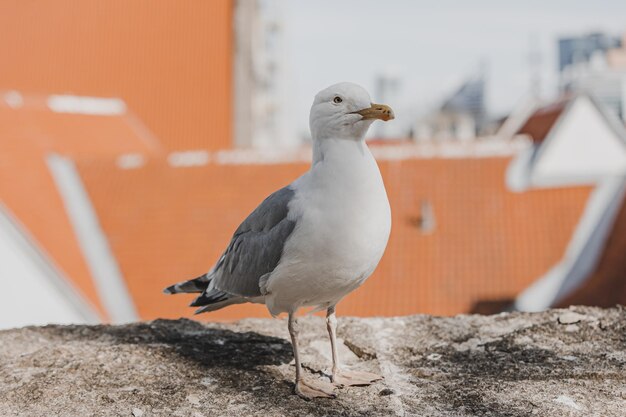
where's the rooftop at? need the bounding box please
[0,92,161,319]
[0,1,233,151]
[74,149,591,320]
[516,98,569,143]
[558,191,626,307]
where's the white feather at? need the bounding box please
[261,82,392,315]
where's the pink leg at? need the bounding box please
[288,312,336,399]
[326,307,383,387]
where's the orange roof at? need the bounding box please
[75,153,592,320]
[0,140,106,318]
[557,193,626,308]
[371,157,589,316]
[0,95,161,320]
[517,99,569,143]
[77,158,307,320]
[0,95,159,157]
[0,0,233,151]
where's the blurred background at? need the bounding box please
[1,0,625,329]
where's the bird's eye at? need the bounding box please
[333,96,343,104]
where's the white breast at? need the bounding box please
[264,139,391,315]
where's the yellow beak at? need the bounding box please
[352,103,395,121]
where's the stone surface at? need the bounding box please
[1,306,625,416]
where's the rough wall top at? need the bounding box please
[1,306,625,417]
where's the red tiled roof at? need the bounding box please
[0,139,106,318]
[369,157,590,316]
[0,0,233,151]
[517,99,569,143]
[0,95,160,320]
[77,158,308,320]
[557,193,626,307]
[0,96,158,157]
[75,154,592,320]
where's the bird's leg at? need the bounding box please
[326,306,383,387]
[288,312,335,400]
[326,306,341,378]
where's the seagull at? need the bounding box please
[164,82,393,399]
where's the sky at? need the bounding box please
[282,0,626,138]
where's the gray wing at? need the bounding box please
[210,186,296,297]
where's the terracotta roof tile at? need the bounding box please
[0,0,233,151]
[0,98,158,157]
[0,97,161,320]
[77,158,307,320]
[0,139,106,318]
[556,192,626,307]
[517,98,569,143]
[75,154,592,320]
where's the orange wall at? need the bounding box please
[0,0,233,151]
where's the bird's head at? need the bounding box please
[309,82,394,141]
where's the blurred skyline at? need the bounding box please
[285,0,626,137]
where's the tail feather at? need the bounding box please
[163,273,209,294]
[164,272,243,315]
[194,297,245,315]
[190,289,230,307]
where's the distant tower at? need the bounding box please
[440,65,487,135]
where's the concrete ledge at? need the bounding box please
[1,306,625,416]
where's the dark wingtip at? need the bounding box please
[163,285,176,295]
[194,306,207,315]
[189,294,205,307]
